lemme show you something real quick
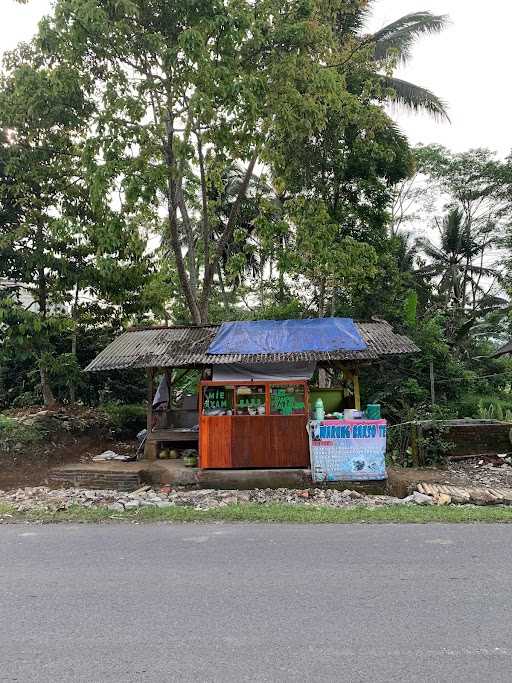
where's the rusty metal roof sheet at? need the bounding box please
[492,341,512,358]
[84,321,419,372]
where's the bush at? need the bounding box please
[101,403,146,435]
[456,394,512,421]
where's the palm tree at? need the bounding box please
[416,208,499,312]
[339,7,449,119]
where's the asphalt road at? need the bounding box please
[1,523,512,683]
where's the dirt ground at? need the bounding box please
[0,434,137,491]
[0,405,142,490]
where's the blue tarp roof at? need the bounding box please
[207,318,367,355]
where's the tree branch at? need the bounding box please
[198,149,259,318]
[162,108,202,324]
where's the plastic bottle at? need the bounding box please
[314,398,325,421]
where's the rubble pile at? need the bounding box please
[0,485,431,513]
[447,456,512,489]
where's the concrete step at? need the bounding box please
[48,464,144,492]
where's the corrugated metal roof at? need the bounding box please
[492,341,512,358]
[85,321,419,372]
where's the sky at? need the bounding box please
[1,0,511,158]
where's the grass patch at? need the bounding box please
[3,503,512,524]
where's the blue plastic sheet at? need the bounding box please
[207,318,367,355]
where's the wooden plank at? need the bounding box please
[231,416,271,468]
[446,486,471,504]
[487,489,505,502]
[421,483,437,497]
[269,416,309,468]
[468,488,497,505]
[353,373,361,411]
[148,429,199,442]
[496,489,512,504]
[199,416,232,468]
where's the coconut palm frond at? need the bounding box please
[372,12,448,64]
[393,232,417,271]
[379,75,449,121]
[415,262,447,278]
[477,294,510,310]
[416,237,448,264]
[441,208,465,254]
[467,264,500,278]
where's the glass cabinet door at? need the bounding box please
[235,385,266,415]
[202,386,234,416]
[270,384,306,416]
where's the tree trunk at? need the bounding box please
[69,331,77,404]
[278,268,285,304]
[40,364,56,407]
[35,219,56,407]
[69,282,79,404]
[199,151,259,320]
[217,264,230,311]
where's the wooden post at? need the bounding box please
[429,361,436,412]
[164,367,173,428]
[410,422,419,467]
[353,371,361,411]
[144,368,158,461]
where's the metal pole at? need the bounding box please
[429,361,436,411]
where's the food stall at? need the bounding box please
[198,318,388,475]
[85,317,419,478]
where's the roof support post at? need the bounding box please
[353,371,361,412]
[144,368,158,461]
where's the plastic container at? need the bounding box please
[314,398,325,421]
[310,389,344,414]
[366,404,381,420]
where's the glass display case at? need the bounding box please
[235,385,266,415]
[270,384,306,416]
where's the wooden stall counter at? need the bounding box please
[199,381,309,469]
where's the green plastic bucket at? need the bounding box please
[366,404,381,420]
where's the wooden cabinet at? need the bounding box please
[199,415,309,469]
[199,381,310,469]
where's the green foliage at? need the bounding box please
[418,420,454,467]
[403,290,418,328]
[101,403,146,435]
[476,398,512,422]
